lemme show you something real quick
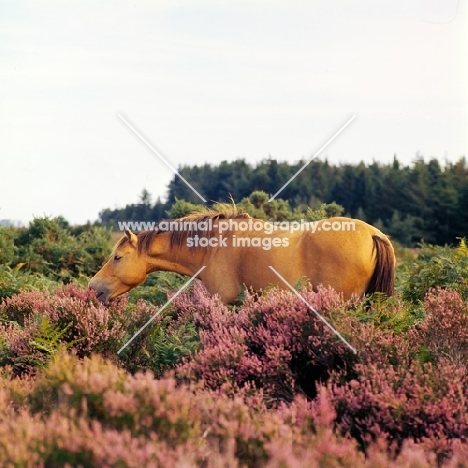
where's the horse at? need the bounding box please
[88,209,395,305]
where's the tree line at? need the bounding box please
[98,156,468,246]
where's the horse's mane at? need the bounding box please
[117,206,252,254]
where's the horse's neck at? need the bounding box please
[146,233,207,276]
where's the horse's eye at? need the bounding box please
[114,254,123,261]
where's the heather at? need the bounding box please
[175,282,359,402]
[2,353,468,468]
[174,283,468,456]
[1,223,468,466]
[0,284,198,378]
[2,283,468,465]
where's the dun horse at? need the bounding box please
[88,210,395,304]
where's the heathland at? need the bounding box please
[1,179,468,465]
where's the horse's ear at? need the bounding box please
[124,228,138,248]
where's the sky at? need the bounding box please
[1,0,467,225]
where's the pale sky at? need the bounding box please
[1,0,467,225]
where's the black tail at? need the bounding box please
[365,235,395,297]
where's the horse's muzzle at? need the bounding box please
[87,278,111,304]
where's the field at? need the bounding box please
[1,218,468,467]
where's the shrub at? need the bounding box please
[175,284,417,404]
[12,217,112,281]
[170,282,468,463]
[126,271,188,306]
[398,241,468,303]
[330,359,468,459]
[0,353,301,467]
[412,288,468,367]
[1,353,468,467]
[167,198,205,219]
[305,202,345,221]
[0,265,57,300]
[238,190,302,221]
[0,284,153,374]
[0,227,15,264]
[176,282,359,403]
[120,297,201,377]
[0,282,201,378]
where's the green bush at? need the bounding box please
[398,239,468,303]
[305,201,345,221]
[126,271,188,306]
[167,199,205,219]
[12,218,112,281]
[0,265,56,300]
[238,190,304,221]
[121,308,201,377]
[0,227,15,264]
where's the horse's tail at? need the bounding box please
[365,235,395,297]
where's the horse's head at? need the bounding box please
[88,229,147,304]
